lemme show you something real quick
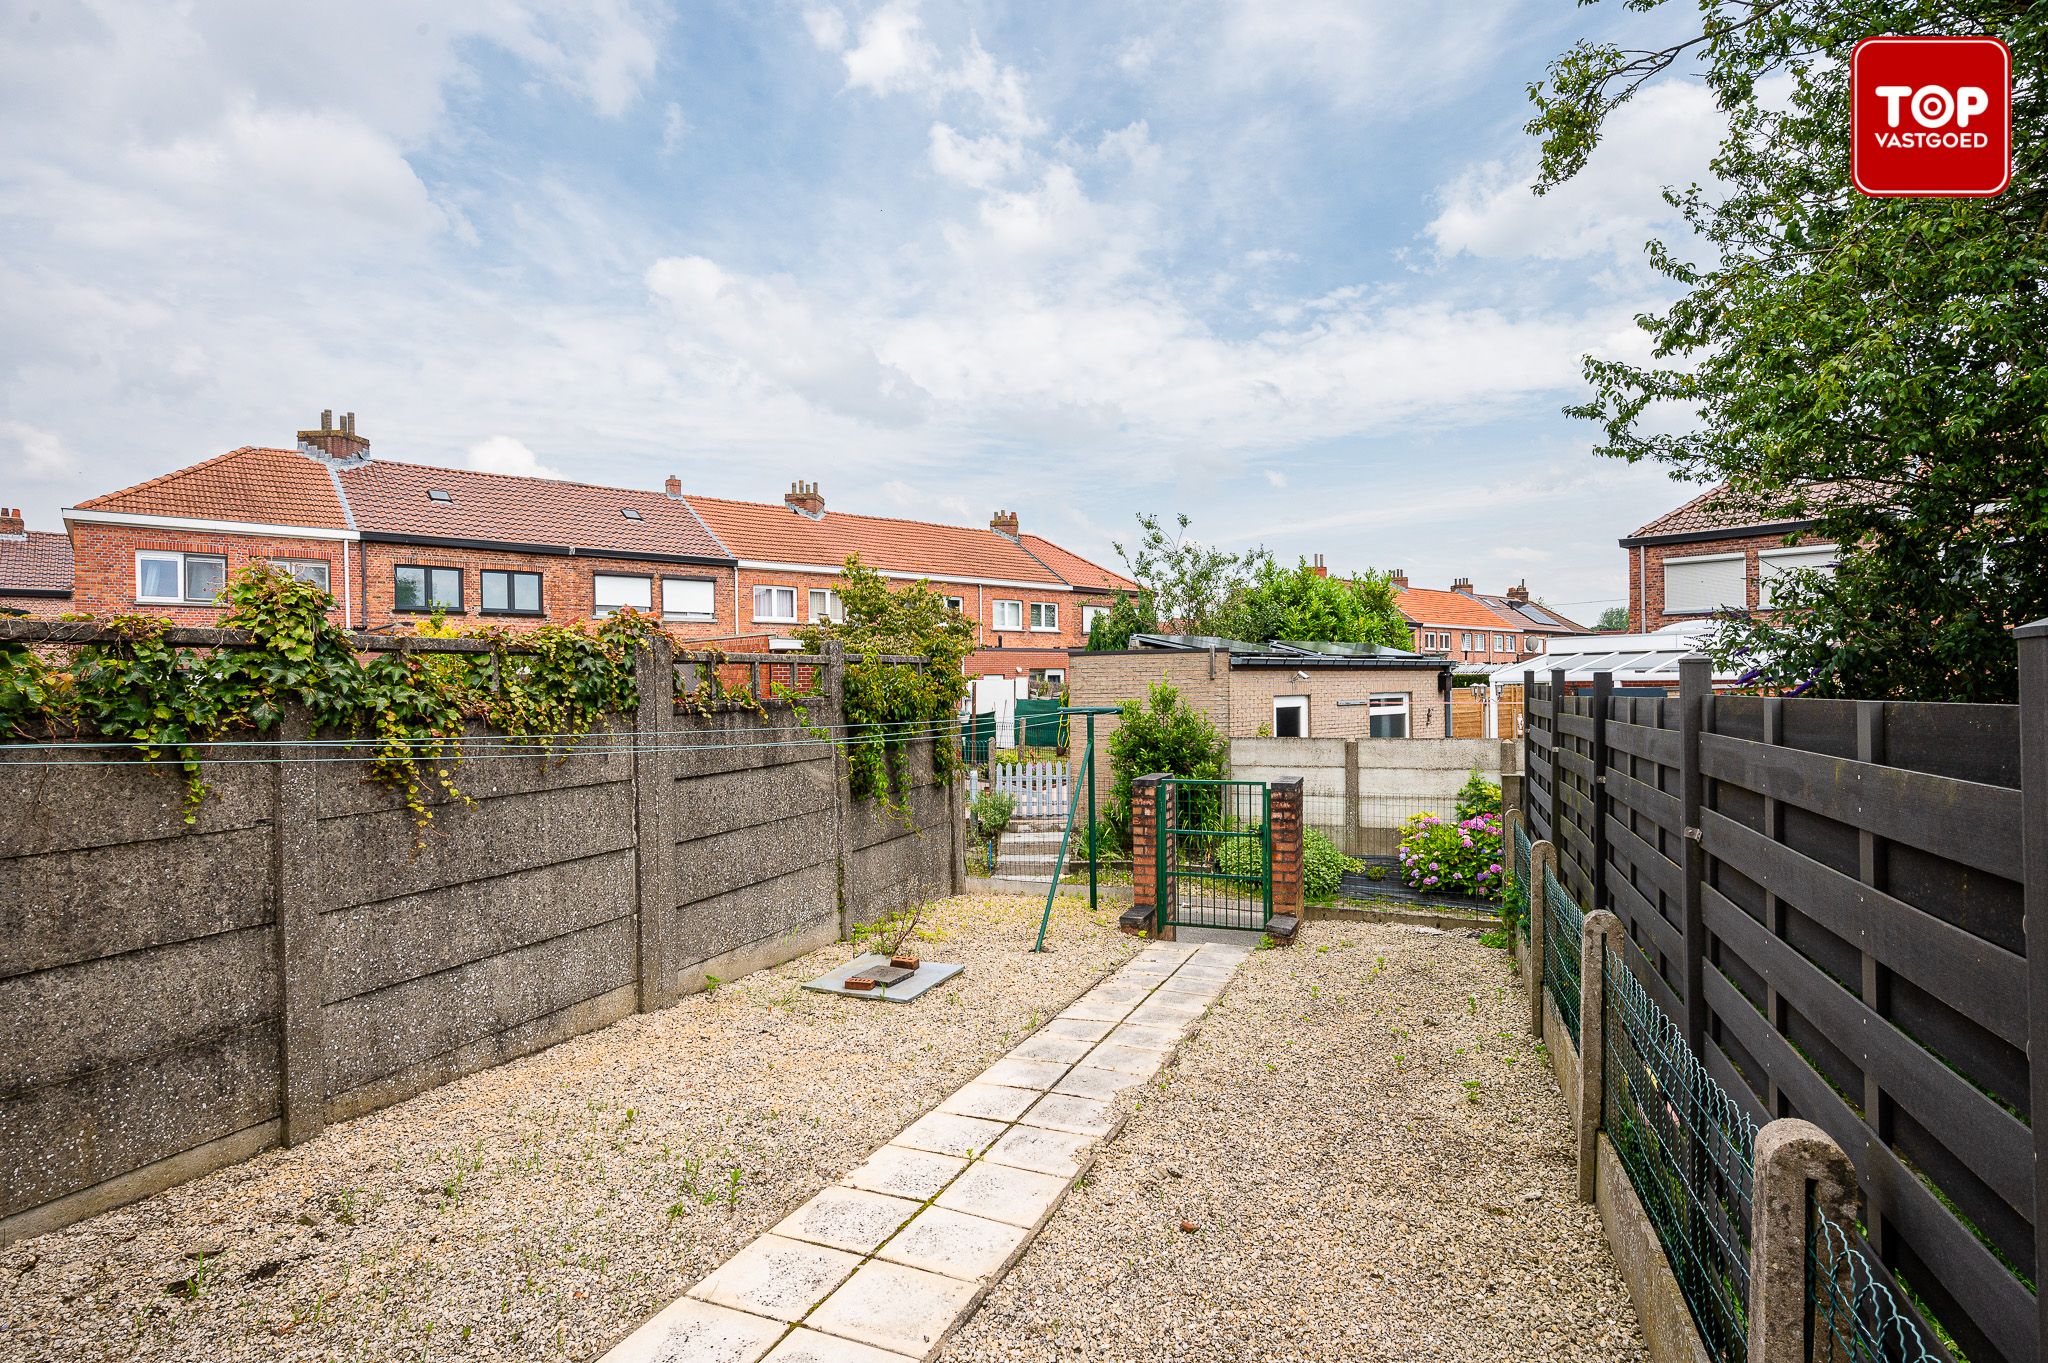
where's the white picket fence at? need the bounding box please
[966,760,1071,818]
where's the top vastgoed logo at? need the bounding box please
[1850,36,2012,197]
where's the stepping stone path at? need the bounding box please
[600,940,1250,1363]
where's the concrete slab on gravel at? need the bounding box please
[974,1056,1070,1091]
[981,1125,1094,1180]
[762,1328,920,1363]
[933,1162,1071,1230]
[1077,1041,1168,1077]
[1103,1021,1182,1052]
[689,1233,863,1322]
[804,954,965,1003]
[1007,1033,1096,1064]
[938,1082,1040,1122]
[1042,1016,1115,1043]
[841,1146,968,1202]
[1018,1092,1118,1138]
[893,1112,1009,1159]
[877,1207,1030,1281]
[1052,1063,1150,1101]
[607,1296,787,1362]
[771,1187,924,1257]
[805,1260,981,1358]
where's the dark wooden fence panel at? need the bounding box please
[1522,657,2040,1363]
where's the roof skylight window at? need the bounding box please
[428,489,453,503]
[621,508,644,521]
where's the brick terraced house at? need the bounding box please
[56,413,1134,683]
[0,507,73,617]
[1619,484,1840,632]
[1391,573,1579,667]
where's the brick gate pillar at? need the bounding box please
[1122,774,1170,937]
[1269,777,1304,939]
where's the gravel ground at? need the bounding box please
[941,920,1648,1363]
[0,893,1134,1363]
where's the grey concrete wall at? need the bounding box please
[1230,735,1513,855]
[0,651,959,1244]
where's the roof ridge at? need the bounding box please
[684,492,1009,539]
[1018,533,1131,585]
[345,458,699,504]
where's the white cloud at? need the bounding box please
[1427,81,1723,265]
[819,4,1042,136]
[464,435,561,479]
[1211,0,1513,114]
[1,422,79,482]
[839,2,936,95]
[928,123,1023,187]
[1263,469,1287,489]
[803,6,849,52]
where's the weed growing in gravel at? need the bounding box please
[1461,1079,1482,1103]
[725,1168,743,1209]
[1392,1054,1406,1071]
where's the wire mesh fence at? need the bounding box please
[1542,863,1584,1041]
[1603,945,1759,1363]
[1809,1206,1951,1363]
[1512,819,1533,943]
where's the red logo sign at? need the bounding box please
[1851,36,2011,197]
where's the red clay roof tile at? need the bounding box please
[1395,587,1523,631]
[73,447,351,528]
[1017,534,1136,592]
[685,496,1065,585]
[0,530,74,593]
[339,461,729,559]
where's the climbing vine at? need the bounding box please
[797,555,972,817]
[0,563,655,827]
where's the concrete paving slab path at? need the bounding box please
[596,940,1252,1363]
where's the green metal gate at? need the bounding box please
[1157,778,1272,932]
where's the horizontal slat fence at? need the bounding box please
[1525,646,2042,1363]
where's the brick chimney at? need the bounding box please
[1310,553,1327,578]
[1451,576,1474,594]
[1389,569,1409,592]
[0,507,24,539]
[664,475,682,498]
[1506,580,1530,604]
[296,409,370,462]
[784,480,825,517]
[990,509,1019,538]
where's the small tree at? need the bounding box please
[1112,513,1267,636]
[1217,558,1412,648]
[1085,589,1161,651]
[1596,606,1630,631]
[1103,679,1228,847]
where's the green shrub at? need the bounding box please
[1397,810,1504,903]
[1103,680,1226,848]
[1217,825,1359,902]
[968,790,1015,843]
[1455,767,1502,822]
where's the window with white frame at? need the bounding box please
[1081,604,1107,633]
[943,595,965,613]
[1028,667,1065,698]
[1495,634,1508,651]
[752,584,797,622]
[481,569,543,615]
[661,576,715,621]
[992,599,1023,630]
[1029,602,1059,631]
[1757,544,1838,607]
[1368,692,1410,739]
[1272,695,1308,738]
[1461,632,1473,651]
[592,573,652,617]
[267,558,331,591]
[136,551,228,604]
[808,587,844,623]
[1663,552,1746,614]
[393,564,462,612]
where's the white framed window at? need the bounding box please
[1460,632,1472,651]
[1494,634,1507,651]
[1368,692,1410,739]
[992,599,1023,630]
[1028,667,1065,697]
[1663,551,1746,614]
[136,551,227,604]
[592,573,652,617]
[1272,694,1308,738]
[1081,604,1107,633]
[267,558,331,591]
[808,587,844,623]
[393,564,462,612]
[943,595,965,613]
[1029,602,1059,631]
[481,569,543,615]
[661,576,715,621]
[753,584,798,622]
[1758,544,1838,606]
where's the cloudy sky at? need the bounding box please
[1,0,1720,618]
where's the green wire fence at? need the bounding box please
[1808,1206,1949,1362]
[1542,862,1584,1042]
[1603,944,1758,1362]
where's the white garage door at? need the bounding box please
[1758,545,1838,606]
[1664,553,1746,614]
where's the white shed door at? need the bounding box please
[1663,553,1746,613]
